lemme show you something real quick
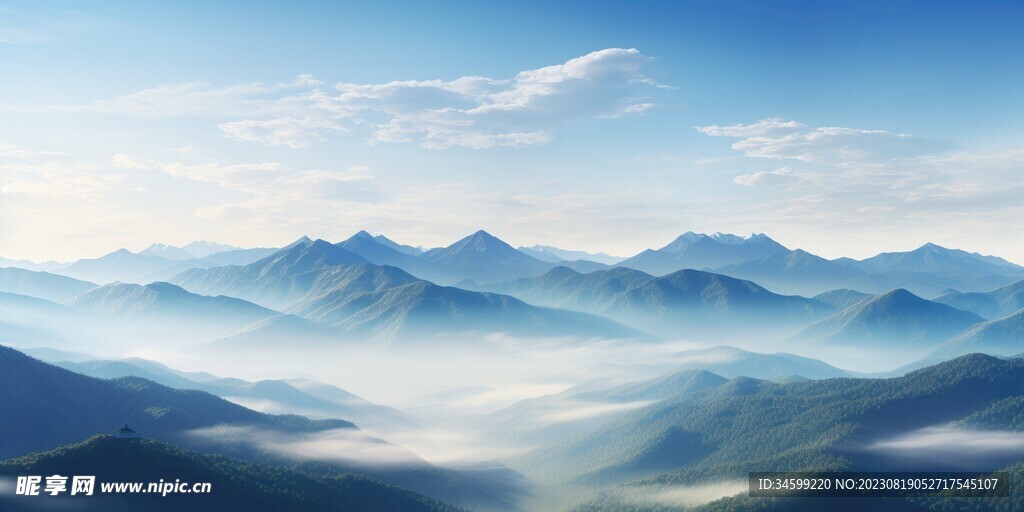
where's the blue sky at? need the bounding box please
[1,1,1022,262]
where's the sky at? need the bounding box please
[1,0,1023,263]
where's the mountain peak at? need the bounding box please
[341,230,377,245]
[673,231,708,243]
[709,232,746,244]
[878,288,917,301]
[144,281,190,296]
[308,238,337,249]
[283,236,313,249]
[449,230,508,252]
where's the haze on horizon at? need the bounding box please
[1,1,1022,263]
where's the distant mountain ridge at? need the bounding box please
[934,279,1024,320]
[930,308,1024,359]
[670,345,851,380]
[54,357,419,431]
[518,245,624,265]
[54,249,176,284]
[486,266,830,337]
[0,345,526,511]
[531,354,1024,490]
[617,231,790,276]
[337,231,450,284]
[172,238,370,310]
[65,282,299,343]
[172,238,640,343]
[793,288,984,348]
[0,267,97,303]
[715,248,877,296]
[852,242,1022,275]
[0,344,350,459]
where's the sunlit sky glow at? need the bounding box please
[1,1,1022,263]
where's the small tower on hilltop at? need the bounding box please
[115,424,140,438]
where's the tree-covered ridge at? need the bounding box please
[0,435,461,512]
[533,354,1024,487]
[0,344,350,459]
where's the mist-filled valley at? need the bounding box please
[3,230,1024,511]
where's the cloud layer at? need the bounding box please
[91,49,661,149]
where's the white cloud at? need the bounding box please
[218,117,346,148]
[85,49,662,149]
[732,167,802,187]
[533,400,652,425]
[697,117,804,138]
[699,118,945,163]
[185,425,424,467]
[0,142,33,158]
[91,75,324,117]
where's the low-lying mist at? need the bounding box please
[863,426,1024,470]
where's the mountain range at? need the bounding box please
[792,289,984,348]
[172,238,638,343]
[140,241,240,260]
[54,248,177,285]
[714,249,877,297]
[0,345,523,511]
[0,344,349,459]
[53,356,418,431]
[529,353,1024,487]
[7,231,1023,299]
[670,345,851,380]
[851,242,1022,275]
[4,230,1024,349]
[486,266,831,338]
[0,267,96,303]
[934,279,1024,320]
[517,245,624,265]
[616,232,790,276]
[929,308,1024,359]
